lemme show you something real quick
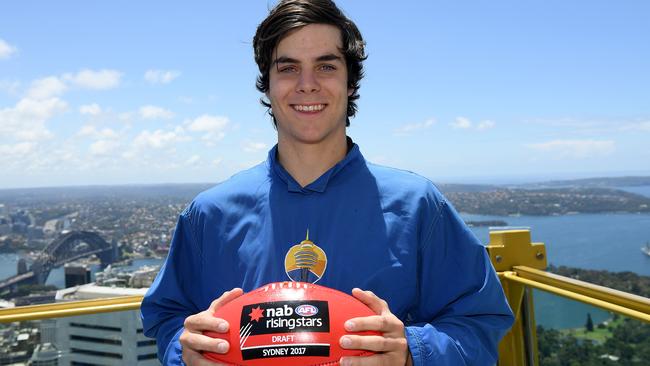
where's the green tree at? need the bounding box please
[586,312,594,332]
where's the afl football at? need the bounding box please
[203,281,380,365]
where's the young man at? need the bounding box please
[141,1,514,365]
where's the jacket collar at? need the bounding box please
[268,137,362,193]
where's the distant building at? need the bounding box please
[43,220,60,236]
[64,265,91,288]
[29,343,60,365]
[11,210,34,226]
[0,222,10,236]
[27,226,45,240]
[54,285,158,366]
[12,221,28,235]
[0,350,29,365]
[43,218,71,237]
[95,264,160,289]
[14,292,57,306]
[40,320,57,344]
[129,265,159,288]
[18,258,28,275]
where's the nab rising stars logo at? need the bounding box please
[284,230,327,283]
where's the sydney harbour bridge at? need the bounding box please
[0,231,118,294]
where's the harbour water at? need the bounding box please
[464,212,650,277]
[462,210,650,329]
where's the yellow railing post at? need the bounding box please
[487,229,547,366]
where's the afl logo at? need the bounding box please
[295,304,319,317]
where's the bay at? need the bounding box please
[617,185,650,198]
[463,212,650,329]
[464,213,650,276]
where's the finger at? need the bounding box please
[351,288,389,315]
[183,347,229,366]
[209,288,244,313]
[340,334,407,353]
[184,312,230,333]
[180,331,230,354]
[344,315,400,334]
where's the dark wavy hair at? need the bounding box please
[253,0,367,127]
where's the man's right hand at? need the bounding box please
[180,288,244,365]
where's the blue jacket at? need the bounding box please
[141,142,514,365]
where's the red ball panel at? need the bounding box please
[203,282,380,366]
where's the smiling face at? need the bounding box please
[267,23,352,148]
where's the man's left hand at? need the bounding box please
[339,288,413,366]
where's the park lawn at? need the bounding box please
[560,315,624,344]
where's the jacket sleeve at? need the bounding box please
[405,199,514,366]
[140,208,203,365]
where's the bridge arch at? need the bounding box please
[33,231,118,284]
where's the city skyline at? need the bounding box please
[1,0,649,189]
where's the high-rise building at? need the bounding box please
[63,265,91,288]
[40,320,57,344]
[0,214,10,235]
[18,258,28,275]
[54,285,158,366]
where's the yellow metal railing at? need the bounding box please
[0,295,142,323]
[1,229,649,366]
[501,267,650,323]
[487,229,650,366]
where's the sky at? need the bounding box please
[1,0,649,189]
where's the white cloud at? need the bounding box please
[450,117,472,129]
[26,76,67,99]
[144,69,181,84]
[187,115,229,132]
[0,142,35,156]
[212,157,223,166]
[77,125,97,137]
[21,70,121,104]
[186,114,229,143]
[449,117,495,131]
[118,112,134,122]
[621,121,650,132]
[98,128,119,139]
[477,120,496,131]
[133,128,190,149]
[186,155,200,165]
[121,150,137,160]
[89,139,119,156]
[0,39,17,59]
[526,139,615,159]
[242,140,268,153]
[13,98,67,121]
[76,125,118,139]
[139,105,174,120]
[394,118,436,136]
[63,69,122,90]
[0,97,67,141]
[79,103,102,116]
